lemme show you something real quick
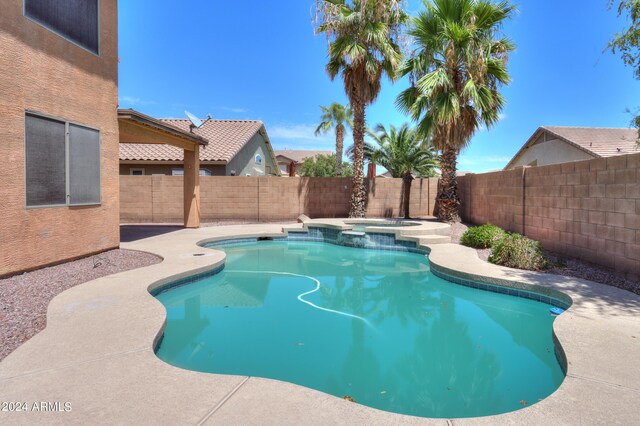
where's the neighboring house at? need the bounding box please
[120,119,280,176]
[0,0,119,276]
[505,126,640,169]
[377,171,394,178]
[275,150,333,176]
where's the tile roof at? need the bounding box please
[275,150,333,163]
[505,126,640,169]
[119,119,264,162]
[543,126,640,158]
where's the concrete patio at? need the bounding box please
[0,221,639,425]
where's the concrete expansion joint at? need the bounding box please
[567,373,640,393]
[0,347,147,382]
[195,376,250,425]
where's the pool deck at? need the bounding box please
[1,222,639,425]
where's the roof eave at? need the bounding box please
[118,109,208,146]
[504,126,602,170]
[504,127,546,170]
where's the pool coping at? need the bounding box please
[0,222,639,425]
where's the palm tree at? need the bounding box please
[314,0,408,218]
[361,123,438,218]
[314,103,353,176]
[396,0,515,222]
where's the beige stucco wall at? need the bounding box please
[459,153,640,280]
[0,0,119,276]
[509,138,595,168]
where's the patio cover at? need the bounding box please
[118,109,208,228]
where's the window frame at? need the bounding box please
[23,0,101,56]
[255,154,262,165]
[130,168,145,176]
[24,110,102,209]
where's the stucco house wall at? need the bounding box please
[276,156,301,175]
[509,138,594,168]
[119,163,226,176]
[227,133,277,176]
[275,151,333,176]
[0,0,119,276]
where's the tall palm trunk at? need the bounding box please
[335,124,344,176]
[349,99,366,218]
[402,172,413,219]
[437,144,461,222]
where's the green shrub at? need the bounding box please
[488,233,549,271]
[460,224,507,249]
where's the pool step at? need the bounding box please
[399,225,451,237]
[415,235,451,245]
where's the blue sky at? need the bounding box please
[118,1,638,173]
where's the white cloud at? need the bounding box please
[269,123,353,152]
[119,96,155,107]
[219,106,249,113]
[270,123,323,141]
[457,155,512,166]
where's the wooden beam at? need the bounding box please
[118,119,196,151]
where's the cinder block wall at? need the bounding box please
[0,1,119,276]
[119,176,439,223]
[458,153,640,279]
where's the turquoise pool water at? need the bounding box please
[154,241,565,418]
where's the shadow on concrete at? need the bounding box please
[497,267,640,318]
[120,225,183,243]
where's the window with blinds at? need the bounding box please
[24,0,100,54]
[25,115,66,206]
[25,112,101,207]
[69,124,100,204]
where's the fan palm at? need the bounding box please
[360,123,438,218]
[314,0,408,217]
[396,0,515,222]
[314,103,353,176]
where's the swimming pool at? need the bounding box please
[154,240,565,419]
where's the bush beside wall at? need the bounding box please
[458,153,640,280]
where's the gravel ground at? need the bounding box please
[450,222,640,296]
[0,249,161,362]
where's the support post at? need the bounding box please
[521,166,528,236]
[367,163,376,179]
[184,145,200,228]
